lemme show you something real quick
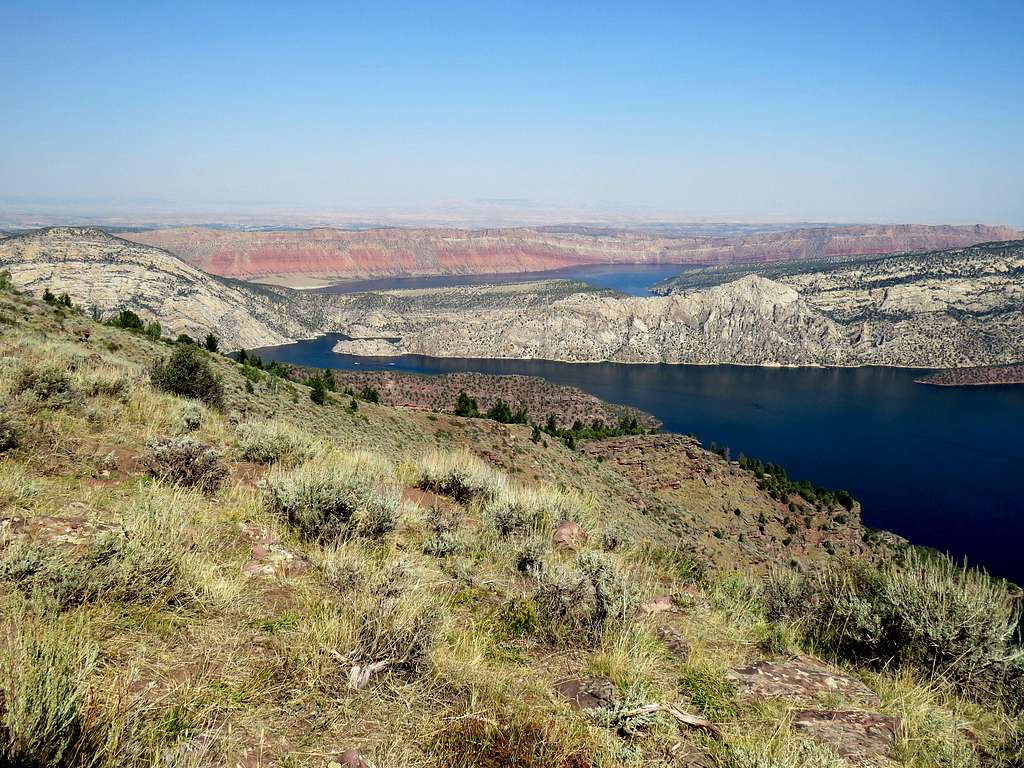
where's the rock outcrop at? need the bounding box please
[0,227,323,349]
[328,275,858,365]
[4,228,1022,369]
[122,223,1020,281]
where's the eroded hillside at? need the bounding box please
[121,224,1020,282]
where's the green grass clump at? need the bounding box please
[235,419,317,465]
[149,344,224,409]
[678,664,739,722]
[0,607,111,768]
[0,533,187,611]
[414,449,508,503]
[263,453,401,542]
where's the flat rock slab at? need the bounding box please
[791,709,900,766]
[554,677,617,710]
[0,512,122,550]
[727,656,880,706]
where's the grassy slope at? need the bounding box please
[0,284,1017,767]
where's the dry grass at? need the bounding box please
[0,287,1015,767]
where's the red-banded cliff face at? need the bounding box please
[122,224,1020,279]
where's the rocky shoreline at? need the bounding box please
[915,364,1024,387]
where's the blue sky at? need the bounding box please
[1,0,1022,224]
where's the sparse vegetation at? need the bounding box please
[0,282,1017,767]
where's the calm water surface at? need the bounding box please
[256,267,1024,584]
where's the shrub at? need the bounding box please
[359,385,380,404]
[0,269,12,290]
[204,333,219,353]
[485,484,585,537]
[598,522,631,552]
[145,436,228,492]
[454,391,479,417]
[235,420,316,464]
[533,551,634,643]
[263,454,401,542]
[495,596,540,639]
[149,345,224,409]
[0,411,18,453]
[309,375,327,405]
[423,531,463,558]
[355,590,438,677]
[514,537,549,576]
[414,450,507,503]
[0,533,186,610]
[111,308,145,330]
[0,607,112,767]
[10,363,76,409]
[764,551,1023,695]
[144,320,162,340]
[761,566,814,622]
[178,401,206,432]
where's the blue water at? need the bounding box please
[312,263,689,297]
[253,333,1024,585]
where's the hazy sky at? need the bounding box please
[2,0,1022,224]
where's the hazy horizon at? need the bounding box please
[2,1,1022,226]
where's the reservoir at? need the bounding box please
[254,266,1024,584]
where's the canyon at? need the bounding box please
[121,223,1020,283]
[2,228,1022,370]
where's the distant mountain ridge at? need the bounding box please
[121,223,1020,282]
[1,228,1021,369]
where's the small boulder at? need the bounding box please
[554,677,617,710]
[328,749,372,768]
[657,625,691,661]
[639,594,675,616]
[791,709,899,766]
[552,521,587,550]
[239,523,309,578]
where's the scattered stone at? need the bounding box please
[727,656,880,706]
[0,513,122,550]
[657,625,691,660]
[329,748,372,768]
[239,523,309,578]
[552,520,587,550]
[639,594,676,616]
[554,677,617,710]
[790,709,899,766]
